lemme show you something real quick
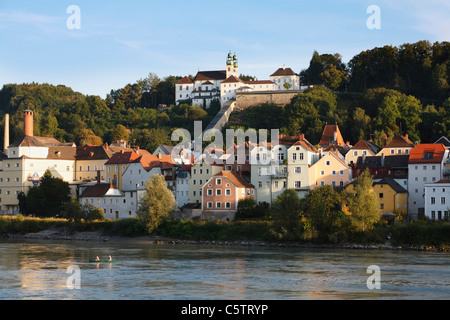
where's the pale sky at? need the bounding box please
[0,0,449,97]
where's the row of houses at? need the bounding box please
[1,110,449,222]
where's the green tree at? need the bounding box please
[346,170,380,232]
[270,189,303,240]
[137,174,176,233]
[302,185,345,238]
[18,169,71,217]
[111,124,130,142]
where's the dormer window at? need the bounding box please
[423,152,434,160]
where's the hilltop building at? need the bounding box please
[175,51,302,108]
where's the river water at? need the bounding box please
[0,239,449,300]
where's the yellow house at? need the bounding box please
[343,177,408,216]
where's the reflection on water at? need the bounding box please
[0,239,449,300]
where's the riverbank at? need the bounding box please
[1,216,449,252]
[2,228,448,253]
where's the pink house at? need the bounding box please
[310,152,352,189]
[201,170,254,220]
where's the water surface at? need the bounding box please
[0,239,449,300]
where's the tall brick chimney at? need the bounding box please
[23,110,34,136]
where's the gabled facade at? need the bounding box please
[201,170,254,220]
[346,140,381,166]
[250,134,319,204]
[377,134,415,156]
[309,151,352,189]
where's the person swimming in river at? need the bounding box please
[95,256,100,261]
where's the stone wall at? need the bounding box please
[235,90,303,109]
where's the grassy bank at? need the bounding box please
[1,216,449,250]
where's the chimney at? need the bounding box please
[333,131,337,142]
[381,153,385,167]
[23,110,34,136]
[96,170,101,184]
[283,64,286,70]
[4,114,9,153]
[404,134,408,140]
[383,135,387,147]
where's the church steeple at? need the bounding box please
[226,51,238,78]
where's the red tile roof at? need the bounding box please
[194,70,227,81]
[79,183,115,197]
[213,170,253,189]
[221,75,242,83]
[270,67,297,77]
[384,134,414,148]
[176,76,193,85]
[319,124,345,147]
[105,150,141,165]
[408,143,448,164]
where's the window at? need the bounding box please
[340,170,344,175]
[423,152,434,160]
[216,189,222,196]
[225,202,231,209]
[380,203,384,209]
[225,189,231,196]
[216,178,222,185]
[295,181,301,188]
[207,189,213,196]
[431,197,436,204]
[320,171,325,176]
[295,167,301,173]
[292,153,297,161]
[441,197,446,205]
[325,161,330,166]
[379,193,384,198]
[216,202,221,209]
[274,181,279,188]
[258,181,262,188]
[332,170,336,175]
[299,153,304,160]
[207,202,213,209]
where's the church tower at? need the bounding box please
[226,51,238,78]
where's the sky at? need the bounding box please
[0,0,449,98]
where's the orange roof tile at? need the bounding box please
[214,170,253,189]
[319,124,345,147]
[384,134,415,148]
[176,76,193,84]
[408,143,448,164]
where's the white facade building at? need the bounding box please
[424,180,450,221]
[407,143,449,219]
[250,134,319,204]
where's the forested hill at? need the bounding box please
[0,40,449,150]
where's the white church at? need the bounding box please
[175,52,301,108]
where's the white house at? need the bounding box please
[408,143,449,219]
[250,134,319,204]
[424,180,450,221]
[270,65,300,90]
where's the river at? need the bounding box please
[0,239,449,300]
